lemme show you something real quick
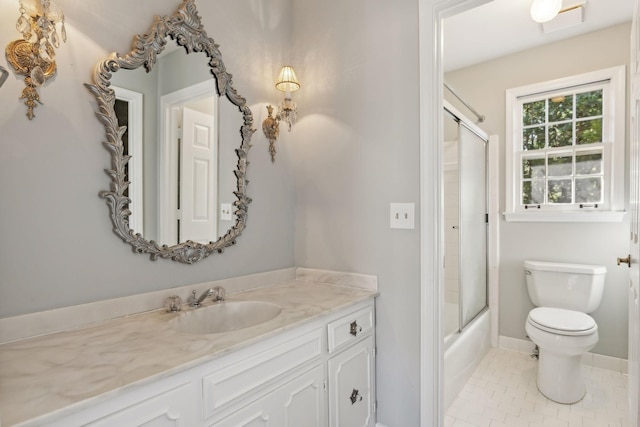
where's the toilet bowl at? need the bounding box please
[523,260,606,404]
[525,307,598,404]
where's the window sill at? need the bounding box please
[503,211,627,223]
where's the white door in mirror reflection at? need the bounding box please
[181,107,217,243]
[158,79,218,247]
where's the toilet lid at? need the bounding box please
[528,307,597,336]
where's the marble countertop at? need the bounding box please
[0,280,377,426]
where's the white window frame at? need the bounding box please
[504,66,627,222]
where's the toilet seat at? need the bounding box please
[527,307,597,336]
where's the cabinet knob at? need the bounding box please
[350,388,363,405]
[350,321,362,336]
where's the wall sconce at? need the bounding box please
[5,0,67,119]
[262,65,300,162]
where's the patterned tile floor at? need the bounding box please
[445,348,629,427]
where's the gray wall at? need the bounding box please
[2,1,436,426]
[0,0,296,318]
[445,23,631,359]
[291,0,422,425]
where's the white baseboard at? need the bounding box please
[498,335,628,374]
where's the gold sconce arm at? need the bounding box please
[262,105,280,162]
[261,65,300,163]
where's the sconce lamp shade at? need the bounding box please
[275,66,300,93]
[530,0,562,23]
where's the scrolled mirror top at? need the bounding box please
[85,0,253,264]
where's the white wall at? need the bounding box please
[290,0,423,425]
[0,0,296,318]
[445,23,631,359]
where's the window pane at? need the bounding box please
[548,154,572,176]
[523,126,546,150]
[548,96,573,122]
[548,122,573,147]
[576,151,603,175]
[522,157,546,179]
[576,118,602,144]
[575,177,602,203]
[522,180,545,204]
[576,90,603,118]
[523,100,545,126]
[548,179,572,203]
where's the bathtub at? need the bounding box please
[444,307,491,410]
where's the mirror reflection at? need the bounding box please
[110,42,241,246]
[85,0,253,263]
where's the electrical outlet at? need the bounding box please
[220,203,232,221]
[390,203,415,229]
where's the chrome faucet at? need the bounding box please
[189,289,214,307]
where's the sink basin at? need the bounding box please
[169,301,282,334]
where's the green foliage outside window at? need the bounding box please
[520,89,604,206]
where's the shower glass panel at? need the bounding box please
[443,112,461,338]
[443,107,488,341]
[459,123,487,329]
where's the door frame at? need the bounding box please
[418,1,492,425]
[112,86,144,235]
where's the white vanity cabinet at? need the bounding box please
[327,305,376,427]
[20,299,375,427]
[209,300,376,427]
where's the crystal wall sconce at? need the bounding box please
[262,66,300,162]
[6,0,67,119]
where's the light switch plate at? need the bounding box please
[390,203,415,229]
[220,203,232,221]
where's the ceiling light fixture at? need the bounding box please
[530,0,562,23]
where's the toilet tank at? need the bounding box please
[524,260,606,313]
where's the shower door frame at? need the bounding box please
[443,101,489,340]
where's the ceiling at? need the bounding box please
[443,0,635,72]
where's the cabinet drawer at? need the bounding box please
[203,329,323,418]
[327,305,373,353]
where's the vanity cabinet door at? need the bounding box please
[212,364,326,427]
[327,335,375,427]
[48,379,200,427]
[280,364,326,427]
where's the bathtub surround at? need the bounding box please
[444,309,492,410]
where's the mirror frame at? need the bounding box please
[85,0,254,264]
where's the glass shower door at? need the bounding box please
[458,124,487,328]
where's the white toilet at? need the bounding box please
[524,260,606,404]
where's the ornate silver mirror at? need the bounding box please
[85,0,253,263]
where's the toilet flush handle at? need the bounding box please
[617,254,631,267]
